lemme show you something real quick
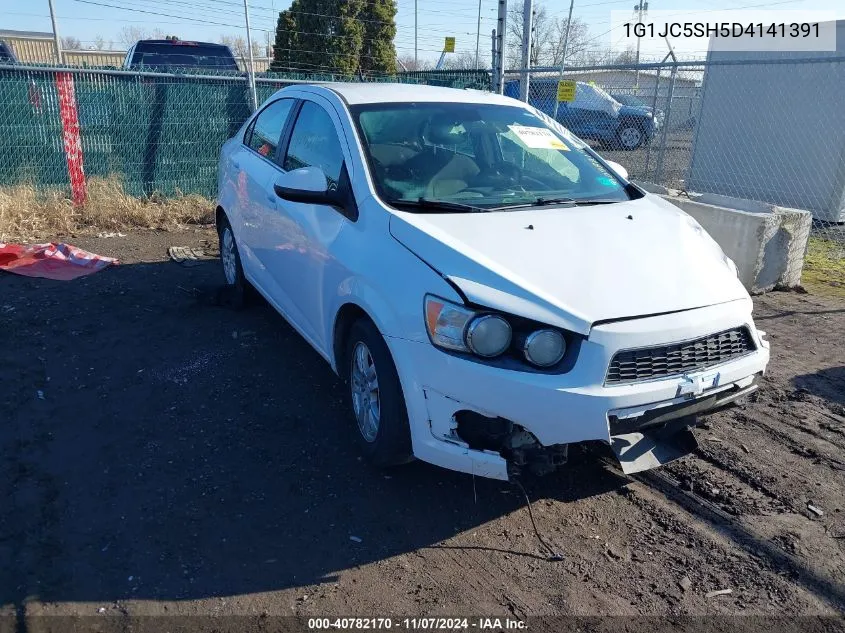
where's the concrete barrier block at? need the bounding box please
[656,191,812,294]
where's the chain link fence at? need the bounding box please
[1,59,842,267]
[0,64,488,201]
[505,57,845,257]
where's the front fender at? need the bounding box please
[324,227,462,370]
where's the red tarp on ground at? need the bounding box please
[0,242,118,280]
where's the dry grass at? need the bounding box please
[0,177,214,241]
[802,236,845,299]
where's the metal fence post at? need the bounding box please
[47,0,64,65]
[242,0,259,111]
[495,0,507,94]
[552,0,575,120]
[643,63,662,178]
[491,29,498,92]
[654,63,677,186]
[519,0,533,102]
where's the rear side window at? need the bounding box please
[245,99,294,160]
[129,42,238,70]
[284,101,344,188]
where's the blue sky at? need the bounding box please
[3,0,843,64]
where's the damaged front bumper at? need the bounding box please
[386,301,770,481]
[607,375,759,474]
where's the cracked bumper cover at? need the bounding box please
[385,302,770,480]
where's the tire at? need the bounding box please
[616,120,646,151]
[345,318,413,467]
[217,214,247,306]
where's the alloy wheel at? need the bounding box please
[351,341,380,443]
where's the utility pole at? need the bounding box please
[634,0,648,88]
[552,0,575,120]
[474,0,482,69]
[414,0,418,67]
[47,0,63,64]
[243,0,258,111]
[519,0,533,102]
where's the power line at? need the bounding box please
[72,0,251,28]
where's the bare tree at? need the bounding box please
[219,35,263,60]
[119,26,148,47]
[612,45,637,64]
[547,16,590,66]
[506,1,590,69]
[118,26,165,47]
[92,35,114,50]
[442,51,478,71]
[61,36,82,50]
[397,54,433,71]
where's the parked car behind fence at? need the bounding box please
[123,39,239,72]
[505,79,656,151]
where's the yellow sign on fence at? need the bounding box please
[444,37,456,53]
[556,80,576,102]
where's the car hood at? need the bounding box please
[618,104,651,118]
[388,195,748,335]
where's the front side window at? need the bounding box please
[351,102,630,210]
[245,99,294,159]
[284,101,344,188]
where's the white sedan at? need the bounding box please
[216,83,769,479]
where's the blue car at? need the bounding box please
[505,79,655,150]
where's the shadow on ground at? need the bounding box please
[793,366,845,406]
[0,259,627,606]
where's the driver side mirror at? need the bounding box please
[604,160,629,181]
[274,166,334,204]
[274,165,359,221]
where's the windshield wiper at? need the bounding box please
[493,197,624,210]
[486,196,578,211]
[572,199,623,206]
[390,197,489,213]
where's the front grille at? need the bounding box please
[605,327,756,385]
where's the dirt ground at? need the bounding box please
[2,229,844,631]
[591,131,693,190]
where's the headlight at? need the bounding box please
[466,314,511,357]
[425,295,475,352]
[425,296,512,358]
[424,295,572,368]
[524,329,566,367]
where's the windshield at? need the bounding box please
[350,102,630,211]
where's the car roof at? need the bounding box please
[312,82,520,107]
[135,39,230,48]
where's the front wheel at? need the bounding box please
[616,122,645,150]
[346,319,413,467]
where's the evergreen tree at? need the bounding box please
[271,0,396,76]
[273,5,299,71]
[360,0,397,74]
